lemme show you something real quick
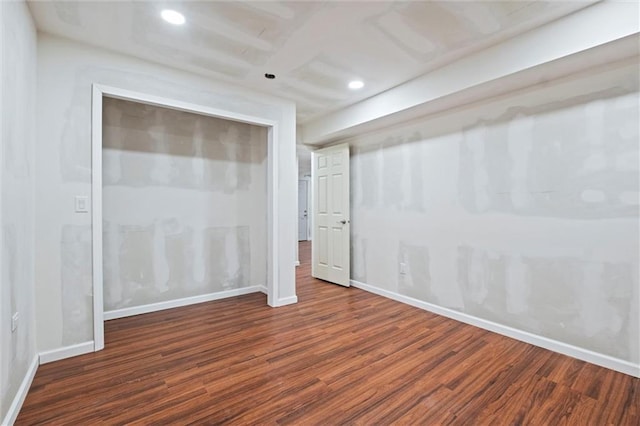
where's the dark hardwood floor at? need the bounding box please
[17,241,639,425]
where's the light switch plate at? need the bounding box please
[75,195,89,213]
[399,262,407,275]
[11,312,19,332]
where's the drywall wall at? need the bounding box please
[0,0,38,421]
[102,98,267,311]
[35,34,296,353]
[348,58,639,365]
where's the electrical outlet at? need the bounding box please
[399,262,407,275]
[11,312,19,332]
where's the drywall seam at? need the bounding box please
[38,342,94,365]
[0,355,38,426]
[103,286,265,320]
[351,279,640,378]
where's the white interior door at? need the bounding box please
[312,143,350,286]
[298,179,309,241]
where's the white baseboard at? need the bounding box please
[39,341,95,365]
[274,295,298,307]
[2,355,38,426]
[104,286,264,320]
[350,279,640,378]
[258,285,268,294]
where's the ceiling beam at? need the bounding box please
[301,1,640,145]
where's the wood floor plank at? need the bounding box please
[16,241,639,425]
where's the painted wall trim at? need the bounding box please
[350,280,640,378]
[39,341,95,365]
[1,355,38,426]
[266,124,279,307]
[91,84,105,352]
[259,285,268,294]
[274,295,298,307]
[104,286,265,320]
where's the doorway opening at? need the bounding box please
[91,84,283,351]
[298,178,311,241]
[101,96,268,323]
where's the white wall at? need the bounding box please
[102,98,267,312]
[35,34,297,353]
[0,0,38,421]
[348,59,639,368]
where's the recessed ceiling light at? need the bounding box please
[161,9,185,25]
[348,80,364,90]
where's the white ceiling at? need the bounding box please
[28,1,593,123]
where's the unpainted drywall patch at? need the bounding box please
[118,224,156,300]
[504,256,530,315]
[398,243,432,302]
[455,91,640,219]
[103,97,265,192]
[350,235,367,284]
[457,246,508,322]
[53,1,82,26]
[353,143,384,209]
[104,221,253,310]
[60,103,91,183]
[459,125,491,213]
[189,0,319,50]
[3,226,18,313]
[203,226,251,292]
[371,9,438,62]
[60,225,93,345]
[288,57,356,100]
[382,138,404,209]
[454,245,637,360]
[406,132,426,212]
[507,114,533,210]
[619,191,639,206]
[525,256,635,360]
[3,121,30,179]
[581,189,606,203]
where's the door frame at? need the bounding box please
[91,84,284,351]
[298,177,311,241]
